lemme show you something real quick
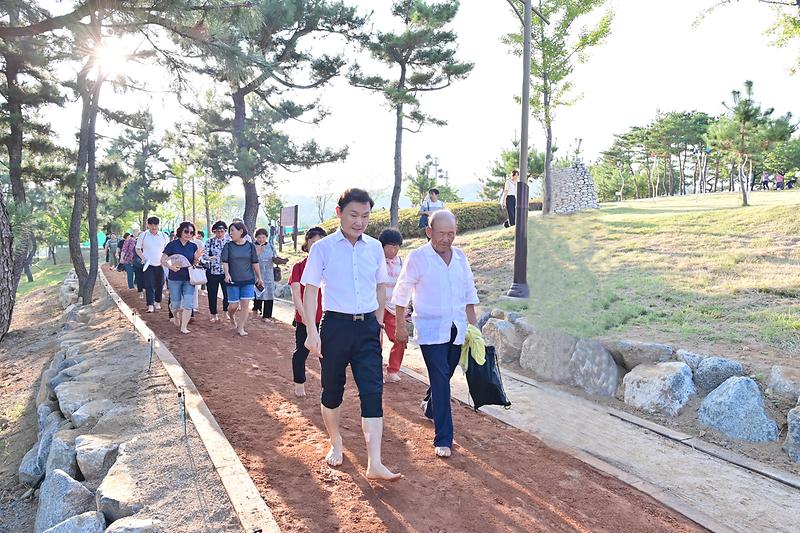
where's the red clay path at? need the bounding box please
[105,266,704,533]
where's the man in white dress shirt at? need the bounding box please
[302,188,402,481]
[393,210,479,458]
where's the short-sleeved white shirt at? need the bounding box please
[392,243,479,345]
[136,230,169,267]
[301,229,390,314]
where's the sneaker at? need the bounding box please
[146,305,154,313]
[154,302,162,310]
[385,372,401,383]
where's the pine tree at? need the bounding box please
[349,0,473,226]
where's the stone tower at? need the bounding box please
[550,161,600,215]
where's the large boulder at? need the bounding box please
[676,349,705,371]
[37,368,58,406]
[45,429,80,479]
[96,442,142,523]
[695,357,744,391]
[784,405,800,463]
[104,516,162,533]
[568,340,624,397]
[274,283,291,300]
[766,366,800,403]
[42,511,106,533]
[623,362,696,416]
[602,340,673,371]
[34,469,95,533]
[519,328,577,383]
[477,309,491,331]
[76,434,119,481]
[699,376,779,442]
[482,319,525,364]
[20,411,67,487]
[72,399,116,429]
[54,381,101,421]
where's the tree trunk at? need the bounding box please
[739,156,749,207]
[79,75,104,305]
[69,66,93,294]
[390,101,404,227]
[231,90,259,232]
[0,193,16,341]
[204,175,211,233]
[191,172,196,227]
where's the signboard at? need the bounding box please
[278,205,299,252]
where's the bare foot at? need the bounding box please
[238,329,248,337]
[325,437,343,467]
[294,383,306,397]
[385,372,401,383]
[435,446,452,458]
[366,463,403,481]
[180,328,191,334]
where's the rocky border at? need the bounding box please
[480,309,800,463]
[18,271,244,533]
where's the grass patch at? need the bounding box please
[16,250,75,297]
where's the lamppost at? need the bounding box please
[425,154,440,182]
[506,0,548,299]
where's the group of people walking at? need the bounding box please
[111,187,481,482]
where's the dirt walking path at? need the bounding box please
[105,266,703,533]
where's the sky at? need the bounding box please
[44,0,800,202]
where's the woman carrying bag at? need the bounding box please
[253,227,288,321]
[161,221,203,334]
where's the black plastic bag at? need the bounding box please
[465,345,511,410]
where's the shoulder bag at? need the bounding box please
[188,266,208,286]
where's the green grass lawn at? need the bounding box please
[16,249,76,297]
[524,190,800,356]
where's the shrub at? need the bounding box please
[320,201,506,239]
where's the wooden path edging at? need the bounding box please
[99,270,280,533]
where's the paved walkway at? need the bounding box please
[269,300,800,533]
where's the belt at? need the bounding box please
[323,311,376,321]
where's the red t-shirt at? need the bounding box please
[289,257,322,325]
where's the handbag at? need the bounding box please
[273,266,281,282]
[131,254,143,269]
[188,266,208,286]
[465,345,512,410]
[418,199,429,228]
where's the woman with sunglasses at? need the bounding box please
[222,221,263,336]
[161,221,203,334]
[203,221,230,322]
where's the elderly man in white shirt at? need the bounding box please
[393,209,479,458]
[302,188,402,482]
[135,216,169,313]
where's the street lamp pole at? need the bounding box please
[507,0,534,299]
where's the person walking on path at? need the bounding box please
[161,221,203,334]
[301,188,402,481]
[500,170,519,227]
[269,223,276,246]
[204,221,230,322]
[119,232,137,289]
[393,209,480,459]
[136,216,169,313]
[378,228,407,383]
[253,228,288,321]
[289,226,327,398]
[776,172,786,190]
[222,221,263,336]
[105,233,120,266]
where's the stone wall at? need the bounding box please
[551,161,600,215]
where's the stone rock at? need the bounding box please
[38,368,59,405]
[602,340,673,371]
[783,406,800,463]
[699,376,779,442]
[76,435,119,481]
[766,366,800,403]
[54,381,101,421]
[33,469,94,533]
[72,399,116,429]
[19,444,44,487]
[105,517,162,533]
[38,403,57,435]
[96,442,142,522]
[481,319,524,364]
[568,339,624,397]
[42,511,106,533]
[623,362,696,416]
[676,349,705,371]
[695,357,744,391]
[489,308,505,320]
[274,283,292,300]
[506,311,523,323]
[45,430,79,479]
[519,329,577,383]
[477,310,491,331]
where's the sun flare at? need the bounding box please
[93,39,129,77]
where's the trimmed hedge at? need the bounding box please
[320,201,507,239]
